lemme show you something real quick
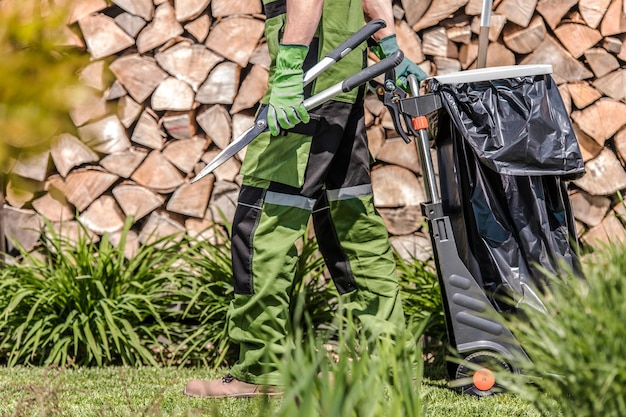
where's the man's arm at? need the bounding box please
[361,0,395,40]
[362,0,428,88]
[281,0,324,45]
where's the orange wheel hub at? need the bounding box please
[473,368,496,391]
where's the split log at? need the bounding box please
[78,195,126,234]
[371,165,426,207]
[396,20,426,63]
[108,54,168,104]
[68,0,108,23]
[250,43,271,70]
[51,133,99,177]
[571,98,626,145]
[502,16,547,54]
[375,138,421,174]
[63,169,119,211]
[174,0,211,22]
[111,0,154,21]
[367,125,386,159]
[196,62,241,105]
[130,150,185,193]
[185,217,223,244]
[131,110,166,150]
[151,77,196,111]
[32,192,75,223]
[138,211,185,246]
[619,40,626,61]
[486,42,515,67]
[446,23,472,44]
[166,175,215,218]
[569,189,611,227]
[118,96,143,128]
[520,35,593,83]
[470,14,507,41]
[573,148,626,196]
[5,175,44,209]
[378,205,423,235]
[206,181,240,224]
[572,122,602,162]
[210,0,263,17]
[11,150,50,182]
[401,0,432,28]
[196,105,232,149]
[109,229,140,259]
[155,42,223,92]
[554,23,603,58]
[459,40,478,68]
[558,84,572,114]
[584,48,621,78]
[136,3,184,54]
[602,36,623,53]
[495,0,537,27]
[105,81,127,101]
[433,56,461,74]
[78,115,131,154]
[422,27,455,57]
[162,136,208,174]
[412,0,469,32]
[390,233,433,262]
[69,95,108,127]
[600,0,626,36]
[582,212,626,246]
[579,0,612,28]
[612,127,626,164]
[535,0,577,29]
[201,150,242,183]
[51,221,99,247]
[79,60,108,91]
[114,13,147,38]
[593,69,626,101]
[162,111,197,140]
[77,14,135,59]
[567,82,602,109]
[205,16,265,68]
[100,148,148,178]
[231,65,269,114]
[112,184,165,220]
[2,206,43,252]
[185,14,211,43]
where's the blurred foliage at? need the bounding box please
[0,0,91,166]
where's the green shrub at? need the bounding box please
[395,252,446,371]
[498,243,626,417]
[0,221,184,366]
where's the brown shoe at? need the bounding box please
[183,374,283,398]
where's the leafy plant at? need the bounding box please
[275,315,426,417]
[497,243,626,417]
[0,0,93,164]
[0,220,184,366]
[395,252,446,371]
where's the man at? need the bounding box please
[184,0,427,398]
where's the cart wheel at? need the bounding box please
[453,350,512,396]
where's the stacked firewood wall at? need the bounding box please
[3,0,626,260]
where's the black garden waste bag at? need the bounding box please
[428,73,585,311]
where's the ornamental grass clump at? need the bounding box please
[498,243,626,417]
[0,221,184,367]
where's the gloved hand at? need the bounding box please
[267,44,310,136]
[376,34,427,91]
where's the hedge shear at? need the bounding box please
[191,19,403,183]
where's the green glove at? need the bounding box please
[378,35,427,91]
[267,44,310,136]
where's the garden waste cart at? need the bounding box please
[383,63,585,396]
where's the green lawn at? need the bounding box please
[0,367,541,417]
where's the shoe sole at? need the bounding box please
[183,389,284,399]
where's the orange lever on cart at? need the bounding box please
[412,116,428,131]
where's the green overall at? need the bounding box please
[227,0,406,385]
